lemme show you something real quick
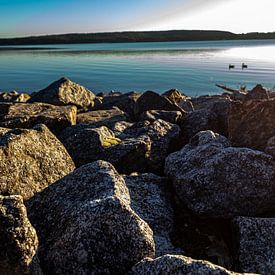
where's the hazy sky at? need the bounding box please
[1,0,275,38]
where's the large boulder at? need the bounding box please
[232,217,275,274]
[0,91,30,103]
[139,110,182,124]
[0,195,41,274]
[77,106,127,127]
[134,91,184,118]
[93,91,141,119]
[162,89,189,104]
[130,255,241,274]
[0,102,77,134]
[165,130,275,218]
[29,77,95,109]
[59,124,151,173]
[245,84,270,100]
[228,99,275,150]
[27,161,155,274]
[0,124,75,199]
[124,173,181,256]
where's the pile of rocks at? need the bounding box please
[0,77,274,274]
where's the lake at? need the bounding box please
[1,39,275,96]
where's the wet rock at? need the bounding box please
[0,102,77,134]
[0,124,75,199]
[124,173,182,256]
[59,124,151,173]
[130,255,241,274]
[93,91,141,119]
[122,119,181,172]
[139,110,183,124]
[165,130,275,218]
[28,77,95,109]
[0,91,30,103]
[162,89,189,104]
[0,195,41,275]
[134,91,184,118]
[77,106,127,128]
[228,99,275,150]
[246,84,270,100]
[232,217,275,274]
[27,161,155,274]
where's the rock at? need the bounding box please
[191,95,230,110]
[246,84,270,100]
[134,91,184,118]
[0,195,41,275]
[165,130,275,218]
[77,106,128,128]
[232,217,275,274]
[124,173,182,256]
[0,124,75,199]
[265,135,275,158]
[59,124,151,173]
[228,99,275,150]
[93,91,141,119]
[139,110,182,124]
[162,89,189,104]
[0,91,30,103]
[178,99,194,112]
[27,161,155,274]
[0,102,77,134]
[122,119,181,172]
[130,255,242,274]
[181,98,231,141]
[28,77,95,109]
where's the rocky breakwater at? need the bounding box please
[0,78,274,274]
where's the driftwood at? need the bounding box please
[216,84,246,93]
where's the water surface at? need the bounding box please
[1,40,275,96]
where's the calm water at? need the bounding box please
[1,39,275,96]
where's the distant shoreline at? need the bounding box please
[1,30,275,46]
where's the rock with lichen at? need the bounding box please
[0,195,42,275]
[0,91,30,103]
[0,102,77,134]
[27,161,155,274]
[0,124,75,199]
[28,77,95,109]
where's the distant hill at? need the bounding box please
[1,30,275,45]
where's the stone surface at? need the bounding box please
[59,124,151,173]
[93,91,141,119]
[162,89,188,104]
[124,173,181,256]
[229,99,275,150]
[246,84,270,100]
[165,130,275,218]
[134,91,183,118]
[27,161,155,274]
[77,106,127,127]
[0,91,30,103]
[232,217,275,275]
[139,110,183,124]
[0,124,75,199]
[0,195,41,275]
[0,102,77,134]
[265,135,275,159]
[130,255,242,274]
[29,77,95,109]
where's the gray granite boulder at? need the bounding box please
[139,110,183,124]
[0,102,77,134]
[27,161,155,274]
[59,124,151,173]
[130,255,242,274]
[0,124,75,199]
[77,106,127,127]
[29,77,95,109]
[232,217,275,274]
[134,91,184,118]
[124,173,182,256]
[0,195,42,275]
[165,130,275,218]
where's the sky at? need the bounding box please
[1,0,275,38]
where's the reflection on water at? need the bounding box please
[0,40,275,95]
